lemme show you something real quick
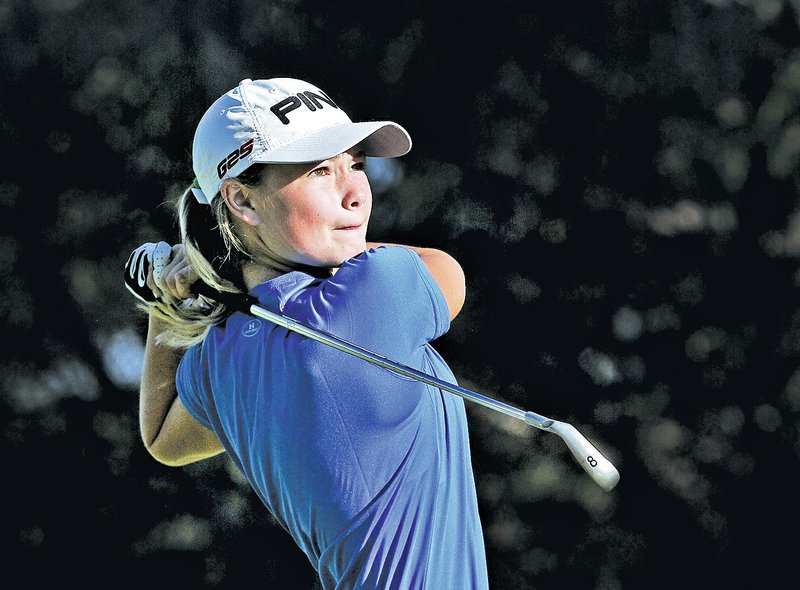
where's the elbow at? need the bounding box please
[142,441,182,467]
[141,428,223,467]
[144,446,197,467]
[139,398,223,466]
[141,433,194,467]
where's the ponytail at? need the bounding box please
[144,165,270,348]
[146,185,251,349]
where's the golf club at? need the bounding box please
[189,281,620,492]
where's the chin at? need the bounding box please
[341,240,367,260]
[332,249,363,266]
[312,238,367,268]
[312,252,357,270]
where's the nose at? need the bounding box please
[342,187,362,210]
[341,175,368,210]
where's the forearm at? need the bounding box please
[126,243,223,465]
[138,313,224,465]
[139,313,183,448]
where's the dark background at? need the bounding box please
[3,1,799,588]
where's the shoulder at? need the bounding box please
[339,245,427,277]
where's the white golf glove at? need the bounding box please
[124,241,172,304]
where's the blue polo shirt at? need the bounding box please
[177,246,488,589]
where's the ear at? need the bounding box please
[220,181,261,226]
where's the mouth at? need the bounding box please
[335,223,363,231]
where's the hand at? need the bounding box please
[124,242,173,304]
[153,243,199,302]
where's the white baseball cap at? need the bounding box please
[190,77,412,204]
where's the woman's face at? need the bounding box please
[252,149,372,269]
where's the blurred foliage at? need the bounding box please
[3,0,800,588]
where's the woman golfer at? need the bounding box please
[125,77,489,589]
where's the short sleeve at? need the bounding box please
[292,246,451,359]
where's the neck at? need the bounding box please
[241,260,333,290]
[241,262,280,290]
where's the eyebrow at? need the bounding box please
[339,149,366,159]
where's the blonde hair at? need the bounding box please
[143,169,265,349]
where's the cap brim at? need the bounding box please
[252,121,412,164]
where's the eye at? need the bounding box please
[352,161,366,172]
[308,166,328,177]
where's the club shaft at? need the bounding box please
[246,303,553,428]
[192,283,620,491]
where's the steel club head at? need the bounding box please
[547,421,620,491]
